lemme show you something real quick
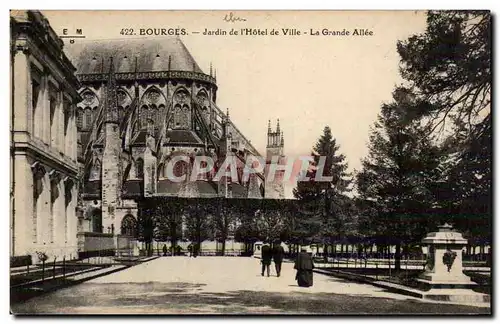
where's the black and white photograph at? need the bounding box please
[8,9,492,315]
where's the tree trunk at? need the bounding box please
[221,239,226,256]
[170,237,176,254]
[395,243,401,271]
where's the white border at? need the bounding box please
[2,1,497,323]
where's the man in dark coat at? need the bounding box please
[193,243,200,258]
[294,247,314,287]
[273,242,285,277]
[261,242,272,277]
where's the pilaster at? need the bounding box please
[13,155,33,255]
[12,49,30,133]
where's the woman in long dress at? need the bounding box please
[294,247,314,287]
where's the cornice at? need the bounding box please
[11,11,82,101]
[77,70,218,89]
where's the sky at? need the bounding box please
[42,10,428,197]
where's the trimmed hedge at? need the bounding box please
[10,255,32,267]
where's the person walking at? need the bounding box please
[261,241,272,277]
[294,247,314,287]
[273,241,285,277]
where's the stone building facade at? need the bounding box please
[66,38,285,249]
[10,11,81,262]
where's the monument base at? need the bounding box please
[417,272,476,289]
[422,288,490,304]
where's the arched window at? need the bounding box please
[84,108,92,130]
[173,89,190,129]
[158,104,165,115]
[91,208,102,233]
[147,119,155,135]
[89,159,101,181]
[118,106,124,123]
[49,94,57,147]
[77,109,83,129]
[141,106,148,129]
[136,158,144,179]
[121,214,137,237]
[32,79,41,137]
[149,105,158,129]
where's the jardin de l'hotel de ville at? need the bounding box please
[9,10,492,315]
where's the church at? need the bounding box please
[67,38,286,255]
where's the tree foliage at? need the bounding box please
[184,202,211,247]
[356,89,443,269]
[293,126,353,246]
[397,10,491,135]
[397,10,492,243]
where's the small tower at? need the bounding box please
[101,57,122,233]
[265,119,285,199]
[218,108,233,198]
[266,119,284,160]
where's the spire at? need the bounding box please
[276,118,280,133]
[267,119,271,133]
[210,62,213,77]
[226,108,230,121]
[281,131,284,147]
[105,57,118,124]
[168,55,172,71]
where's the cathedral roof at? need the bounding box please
[165,130,204,145]
[65,38,204,75]
[132,129,204,146]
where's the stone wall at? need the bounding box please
[77,232,115,258]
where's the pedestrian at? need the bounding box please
[188,243,193,257]
[273,241,285,277]
[261,241,272,277]
[294,246,314,287]
[193,243,199,258]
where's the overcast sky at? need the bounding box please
[42,10,428,197]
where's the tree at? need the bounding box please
[148,199,184,253]
[210,198,238,256]
[356,88,444,270]
[254,207,286,242]
[397,11,492,244]
[234,211,260,254]
[184,201,211,250]
[438,116,491,244]
[137,206,154,255]
[397,11,491,135]
[293,126,353,257]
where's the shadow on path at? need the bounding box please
[12,281,490,315]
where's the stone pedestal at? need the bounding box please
[418,223,475,288]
